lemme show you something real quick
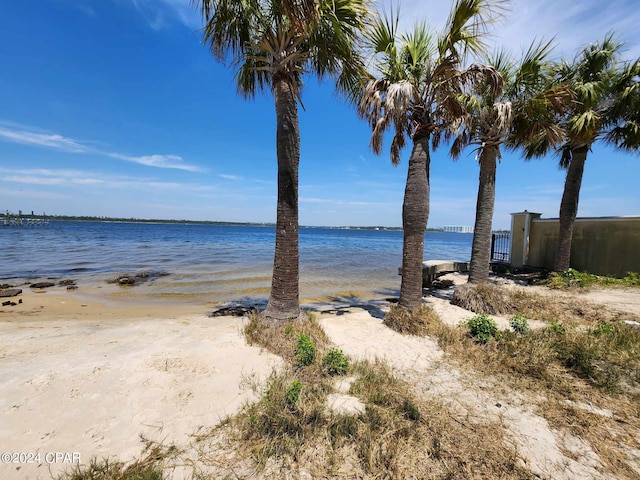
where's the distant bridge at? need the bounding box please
[3,211,49,227]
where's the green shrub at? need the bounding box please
[591,322,614,336]
[285,380,302,406]
[466,314,499,343]
[509,315,530,334]
[548,268,598,289]
[295,334,316,367]
[623,271,640,286]
[321,348,349,376]
[548,321,565,334]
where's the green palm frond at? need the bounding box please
[195,0,373,100]
[489,48,515,85]
[438,0,508,61]
[360,0,510,165]
[513,39,554,95]
[399,21,435,84]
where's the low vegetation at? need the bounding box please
[186,313,533,478]
[547,268,640,289]
[56,443,176,480]
[466,314,499,343]
[321,347,349,376]
[452,281,640,326]
[509,314,530,334]
[413,291,640,478]
[383,304,440,336]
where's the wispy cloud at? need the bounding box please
[0,167,190,191]
[125,0,201,31]
[108,153,203,172]
[0,123,204,172]
[0,127,90,152]
[390,0,640,61]
[218,173,243,180]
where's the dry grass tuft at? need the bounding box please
[541,398,640,480]
[419,293,640,478]
[244,311,330,364]
[193,360,533,479]
[382,304,440,336]
[451,282,512,314]
[451,282,640,327]
[56,442,178,480]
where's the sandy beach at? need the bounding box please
[1,277,640,479]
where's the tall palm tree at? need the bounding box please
[452,42,566,283]
[552,35,640,271]
[358,0,506,310]
[194,0,372,321]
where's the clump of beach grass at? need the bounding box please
[451,281,640,327]
[383,304,440,336]
[244,311,330,364]
[451,282,512,314]
[56,442,177,480]
[425,298,640,393]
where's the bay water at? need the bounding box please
[1,221,472,304]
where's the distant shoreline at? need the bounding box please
[4,213,500,232]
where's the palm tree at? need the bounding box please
[452,41,566,283]
[358,0,506,310]
[552,35,640,271]
[194,0,372,321]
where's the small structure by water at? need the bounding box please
[3,211,49,227]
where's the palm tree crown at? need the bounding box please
[196,0,371,99]
[550,35,640,271]
[556,35,639,165]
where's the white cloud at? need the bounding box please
[125,0,201,30]
[108,153,204,172]
[218,173,243,180]
[380,0,640,61]
[0,123,203,172]
[0,127,89,152]
[0,167,187,191]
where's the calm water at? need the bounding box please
[1,221,472,303]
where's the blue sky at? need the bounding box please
[1,0,638,229]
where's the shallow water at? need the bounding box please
[1,221,472,303]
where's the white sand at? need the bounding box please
[1,280,639,479]
[0,294,281,480]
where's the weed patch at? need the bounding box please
[295,333,315,367]
[510,314,530,334]
[244,312,330,364]
[466,314,499,343]
[321,348,349,376]
[547,268,640,289]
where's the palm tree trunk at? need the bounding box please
[399,136,430,310]
[554,146,588,272]
[262,78,301,321]
[468,146,498,283]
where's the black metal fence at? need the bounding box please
[491,232,511,263]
